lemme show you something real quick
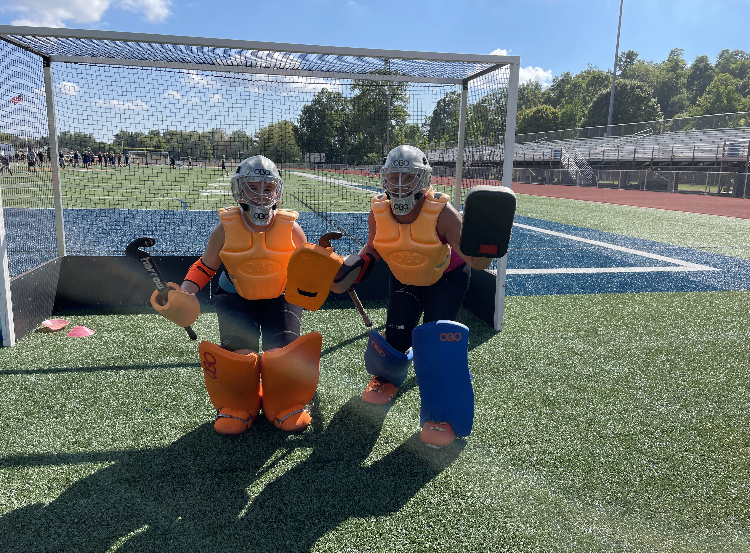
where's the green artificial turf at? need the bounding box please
[1,289,749,552]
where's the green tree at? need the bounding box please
[256,120,301,164]
[297,88,351,163]
[616,50,640,75]
[426,91,460,145]
[392,123,427,151]
[349,79,409,164]
[542,66,610,128]
[466,89,507,143]
[58,131,98,152]
[517,80,544,112]
[582,79,663,127]
[715,49,750,81]
[620,58,659,91]
[687,55,716,104]
[653,48,689,118]
[688,74,749,116]
[516,104,561,134]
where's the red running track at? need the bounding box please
[511,182,750,220]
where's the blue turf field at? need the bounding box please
[6,208,750,296]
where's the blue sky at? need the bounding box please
[2,0,749,87]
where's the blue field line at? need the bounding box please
[4,208,748,296]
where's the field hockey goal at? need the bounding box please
[0,26,519,345]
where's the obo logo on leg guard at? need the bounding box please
[202,351,218,379]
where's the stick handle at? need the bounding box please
[347,288,372,327]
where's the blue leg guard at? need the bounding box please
[364,329,413,387]
[412,320,474,438]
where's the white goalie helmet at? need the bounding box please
[380,144,432,216]
[230,155,284,226]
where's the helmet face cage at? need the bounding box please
[230,156,284,225]
[380,145,432,216]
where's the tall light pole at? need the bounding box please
[607,0,624,137]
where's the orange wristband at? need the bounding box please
[185,258,217,290]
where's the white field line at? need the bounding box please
[289,171,377,193]
[505,223,719,275]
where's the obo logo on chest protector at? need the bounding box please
[390,251,426,266]
[241,259,281,276]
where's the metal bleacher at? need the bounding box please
[512,112,750,167]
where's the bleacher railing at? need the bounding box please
[513,168,749,198]
[516,111,750,144]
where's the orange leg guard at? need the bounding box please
[199,341,261,436]
[260,332,322,432]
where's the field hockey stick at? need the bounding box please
[319,232,372,327]
[126,237,198,340]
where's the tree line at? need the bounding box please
[515,48,750,134]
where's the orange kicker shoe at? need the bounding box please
[361,377,398,405]
[420,421,457,448]
[214,408,255,436]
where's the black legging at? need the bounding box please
[384,262,471,353]
[213,288,303,353]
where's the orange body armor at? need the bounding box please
[372,191,451,286]
[218,207,298,300]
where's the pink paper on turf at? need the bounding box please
[42,319,69,331]
[67,326,95,337]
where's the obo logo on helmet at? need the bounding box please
[392,159,410,167]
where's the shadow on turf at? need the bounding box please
[0,397,462,552]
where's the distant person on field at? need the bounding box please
[170,155,176,169]
[0,151,11,175]
[28,148,37,173]
[221,155,228,177]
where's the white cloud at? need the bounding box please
[489,49,553,87]
[519,66,553,87]
[56,81,80,96]
[182,70,219,88]
[93,98,148,110]
[241,74,342,96]
[119,0,171,23]
[2,0,170,27]
[209,93,222,103]
[163,89,181,100]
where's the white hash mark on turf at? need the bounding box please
[506,223,719,275]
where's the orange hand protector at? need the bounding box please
[260,332,322,431]
[285,243,343,311]
[150,282,200,328]
[199,341,262,435]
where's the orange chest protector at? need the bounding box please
[218,207,299,300]
[372,191,451,287]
